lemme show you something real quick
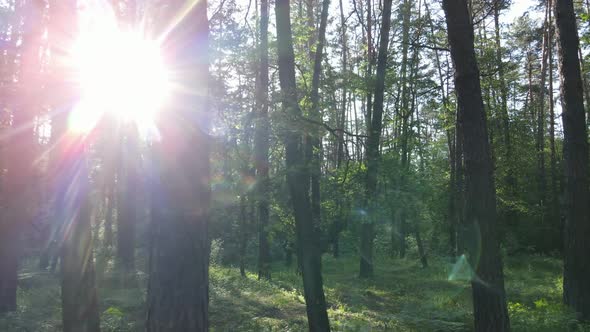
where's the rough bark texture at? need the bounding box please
[255,0,271,281]
[146,1,210,330]
[554,0,590,320]
[443,0,510,330]
[360,0,392,278]
[275,0,331,330]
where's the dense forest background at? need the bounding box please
[1,0,590,331]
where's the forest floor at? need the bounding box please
[1,253,589,331]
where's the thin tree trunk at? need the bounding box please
[548,3,559,228]
[104,185,114,247]
[415,223,427,268]
[538,2,550,209]
[554,0,590,319]
[493,0,516,198]
[454,104,466,257]
[239,194,248,277]
[255,0,271,281]
[116,126,138,284]
[365,0,373,136]
[275,0,330,329]
[360,0,392,278]
[59,156,101,332]
[397,0,414,259]
[331,0,348,258]
[426,0,456,258]
[307,0,330,253]
[443,0,510,330]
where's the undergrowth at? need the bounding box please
[1,254,588,331]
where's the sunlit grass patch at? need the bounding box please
[2,254,590,331]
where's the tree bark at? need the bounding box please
[537,1,550,209]
[59,156,101,332]
[425,0,457,258]
[330,0,348,259]
[255,0,272,281]
[548,1,559,234]
[45,2,102,330]
[116,125,138,284]
[360,0,392,278]
[307,0,330,257]
[146,1,210,330]
[554,0,590,320]
[443,0,510,330]
[104,184,114,247]
[365,0,373,136]
[275,0,331,329]
[239,194,248,277]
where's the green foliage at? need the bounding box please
[4,255,589,331]
[509,300,587,332]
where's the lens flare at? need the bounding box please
[69,7,170,134]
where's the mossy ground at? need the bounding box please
[1,254,588,331]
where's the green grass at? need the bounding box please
[1,254,589,331]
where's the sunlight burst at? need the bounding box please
[70,9,170,134]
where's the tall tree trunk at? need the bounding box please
[0,0,42,313]
[307,0,330,255]
[104,183,114,248]
[255,0,271,281]
[275,0,330,330]
[331,0,348,258]
[548,1,560,238]
[415,81,428,269]
[239,194,248,277]
[360,0,392,278]
[59,153,101,332]
[46,2,101,330]
[426,0,456,258]
[454,104,466,257]
[365,0,373,136]
[537,1,550,210]
[554,0,590,320]
[112,0,139,284]
[493,0,515,193]
[443,1,510,330]
[337,0,347,170]
[397,0,411,259]
[414,223,427,268]
[146,1,210,330]
[116,125,138,284]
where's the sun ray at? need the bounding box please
[68,1,171,135]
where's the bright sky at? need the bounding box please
[503,0,539,24]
